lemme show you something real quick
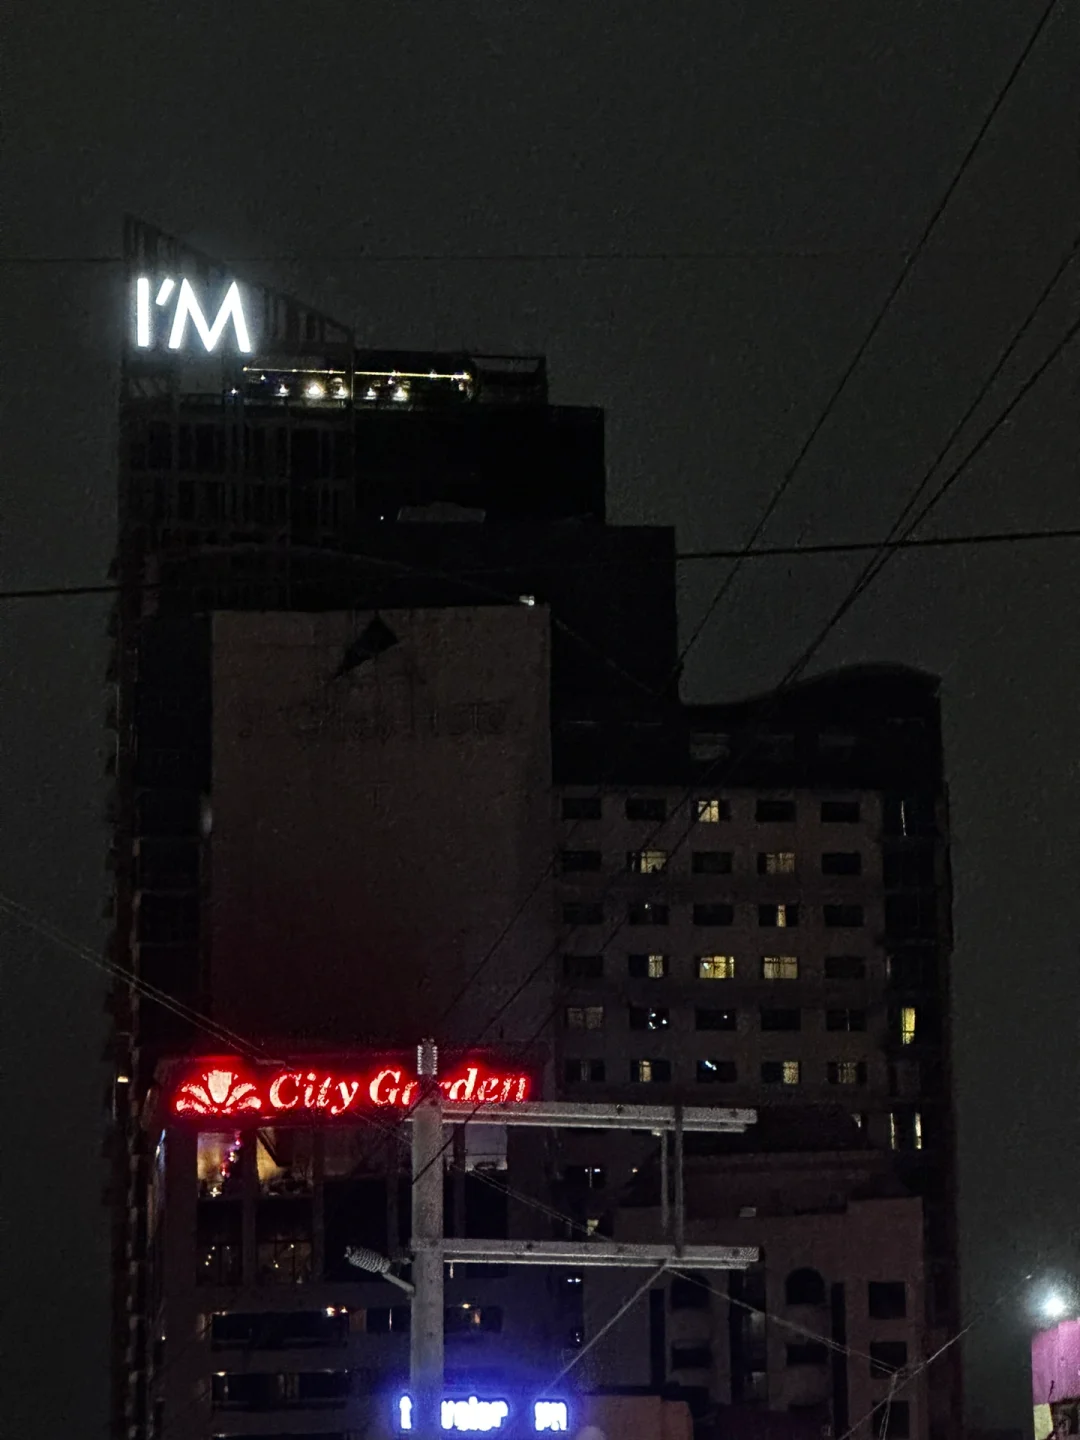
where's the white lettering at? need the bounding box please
[168,278,251,353]
[331,1080,360,1115]
[370,1068,402,1105]
[441,1398,509,1433]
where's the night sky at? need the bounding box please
[3,3,1078,1434]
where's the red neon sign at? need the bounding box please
[169,1060,531,1122]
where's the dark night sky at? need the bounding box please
[3,3,1078,1434]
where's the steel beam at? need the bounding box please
[436,1101,756,1132]
[443,1238,758,1268]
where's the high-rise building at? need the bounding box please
[108,223,958,1440]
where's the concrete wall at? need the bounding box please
[209,606,554,1050]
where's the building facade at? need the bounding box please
[108,222,958,1440]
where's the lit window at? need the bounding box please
[759,902,798,927]
[914,1111,923,1150]
[900,1006,917,1044]
[565,1006,604,1031]
[695,798,730,823]
[630,1058,672,1083]
[758,851,796,875]
[827,1060,866,1086]
[761,1060,801,1085]
[628,952,668,979]
[889,1112,898,1149]
[762,955,799,980]
[627,849,668,874]
[698,955,735,980]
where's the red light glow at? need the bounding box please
[170,1060,530,1123]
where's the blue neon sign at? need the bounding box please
[395,1396,569,1433]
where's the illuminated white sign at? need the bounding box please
[134,275,252,354]
[534,1403,569,1432]
[396,1397,568,1434]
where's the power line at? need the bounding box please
[3,525,1079,604]
[412,0,1070,1067]
[675,0,1066,669]
[0,246,1062,267]
[409,263,1080,1189]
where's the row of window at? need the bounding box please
[563,797,865,824]
[566,1003,872,1032]
[564,901,867,927]
[569,951,870,981]
[670,1338,908,1374]
[564,1057,871,1087]
[563,848,864,876]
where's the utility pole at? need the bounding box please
[395,1043,759,1438]
[410,1040,444,1438]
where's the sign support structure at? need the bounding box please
[401,1040,759,1438]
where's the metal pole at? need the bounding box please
[659,1131,670,1237]
[410,1041,444,1437]
[674,1104,685,1255]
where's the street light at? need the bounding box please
[1043,1293,1068,1320]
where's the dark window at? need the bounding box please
[826,1060,868,1087]
[560,850,601,873]
[785,1268,826,1305]
[562,796,601,820]
[626,796,666,822]
[364,1306,412,1334]
[824,904,864,927]
[628,901,669,926]
[758,902,799,927]
[871,1402,910,1438]
[882,794,936,837]
[786,1342,829,1365]
[563,1164,606,1188]
[825,954,866,980]
[760,1007,801,1032]
[826,1008,866,1031]
[868,1281,907,1319]
[756,799,796,822]
[822,851,862,875]
[885,894,936,938]
[628,953,669,979]
[563,901,603,926]
[693,903,734,926]
[564,1058,605,1084]
[671,1344,713,1369]
[692,851,733,874]
[210,1311,348,1349]
[670,1273,709,1309]
[821,799,861,823]
[696,1008,737,1031]
[887,952,936,988]
[630,1058,672,1083]
[629,1005,670,1031]
[562,954,603,980]
[883,849,935,887]
[870,1340,909,1377]
[444,1304,502,1335]
[696,1059,737,1083]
